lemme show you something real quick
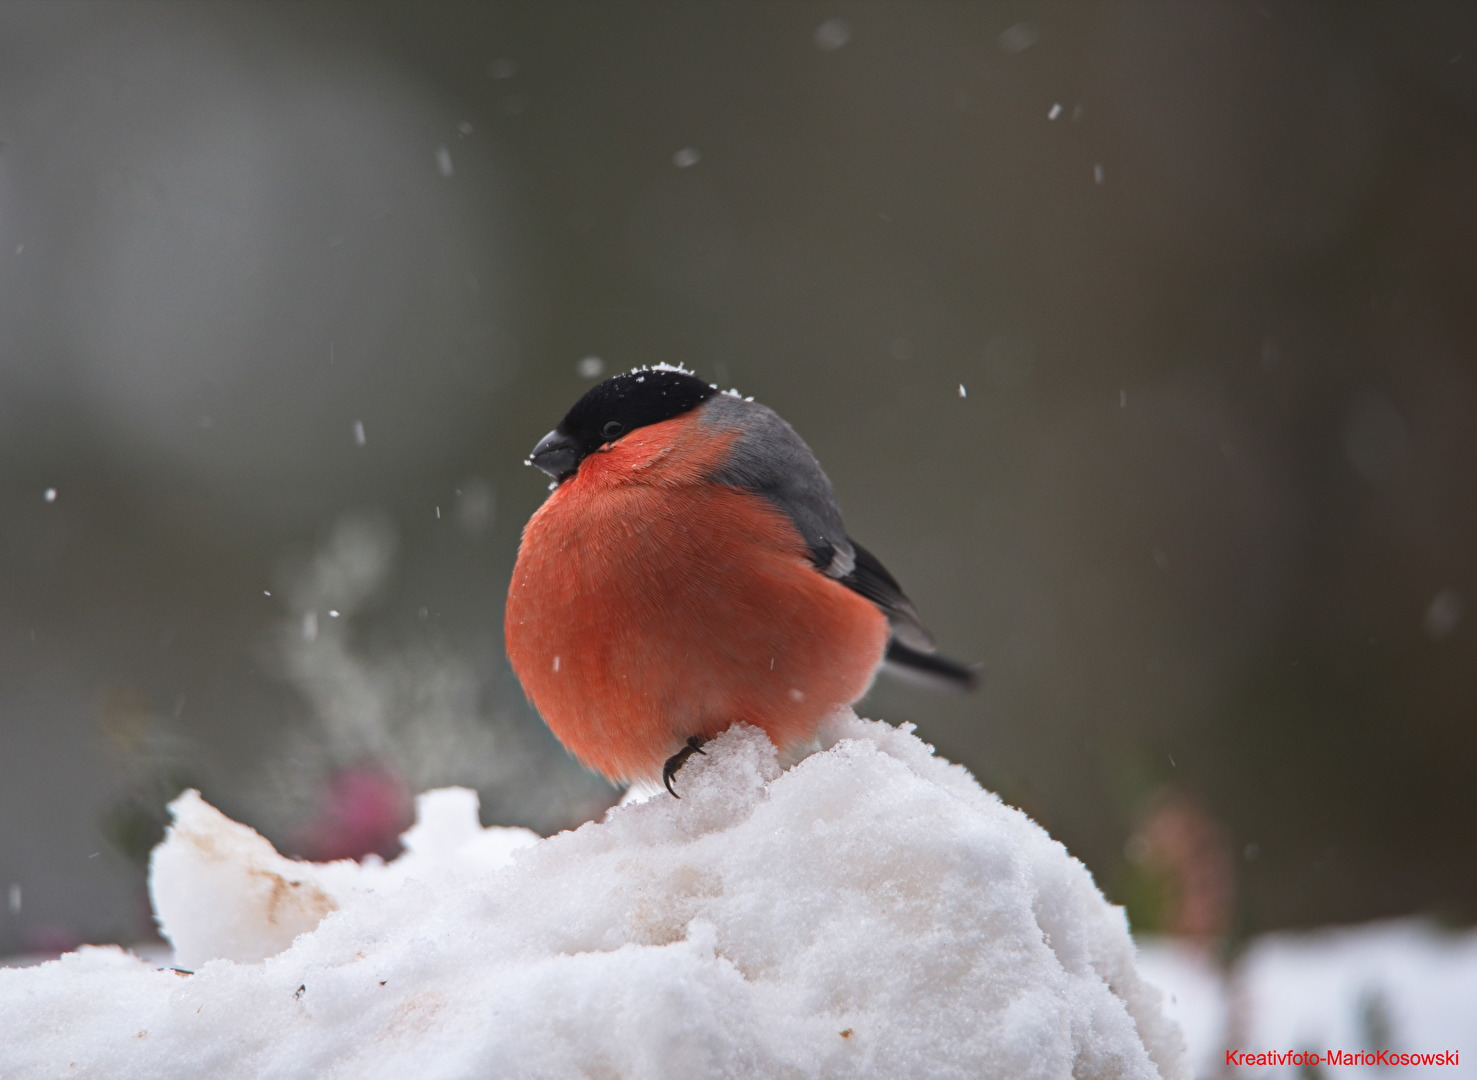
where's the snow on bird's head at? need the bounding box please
[548,366,727,462]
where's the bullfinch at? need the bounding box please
[505,365,975,795]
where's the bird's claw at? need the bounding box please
[661,736,708,798]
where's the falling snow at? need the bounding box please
[998,22,1039,54]
[815,18,851,52]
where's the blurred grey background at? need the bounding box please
[2,0,1474,957]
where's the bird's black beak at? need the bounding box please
[528,429,583,482]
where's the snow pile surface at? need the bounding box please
[0,716,1186,1080]
[150,787,538,969]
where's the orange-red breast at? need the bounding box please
[505,367,974,793]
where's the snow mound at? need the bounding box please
[150,787,539,968]
[148,790,355,968]
[0,715,1186,1080]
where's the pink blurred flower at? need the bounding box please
[289,764,413,862]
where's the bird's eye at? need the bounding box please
[601,420,624,440]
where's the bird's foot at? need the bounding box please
[662,736,708,798]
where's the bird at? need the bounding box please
[505,365,975,796]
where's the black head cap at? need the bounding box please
[528,367,718,480]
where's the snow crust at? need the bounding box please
[0,715,1186,1080]
[149,786,538,969]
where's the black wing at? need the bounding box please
[840,541,977,692]
[703,395,977,692]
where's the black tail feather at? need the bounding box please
[883,640,979,692]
